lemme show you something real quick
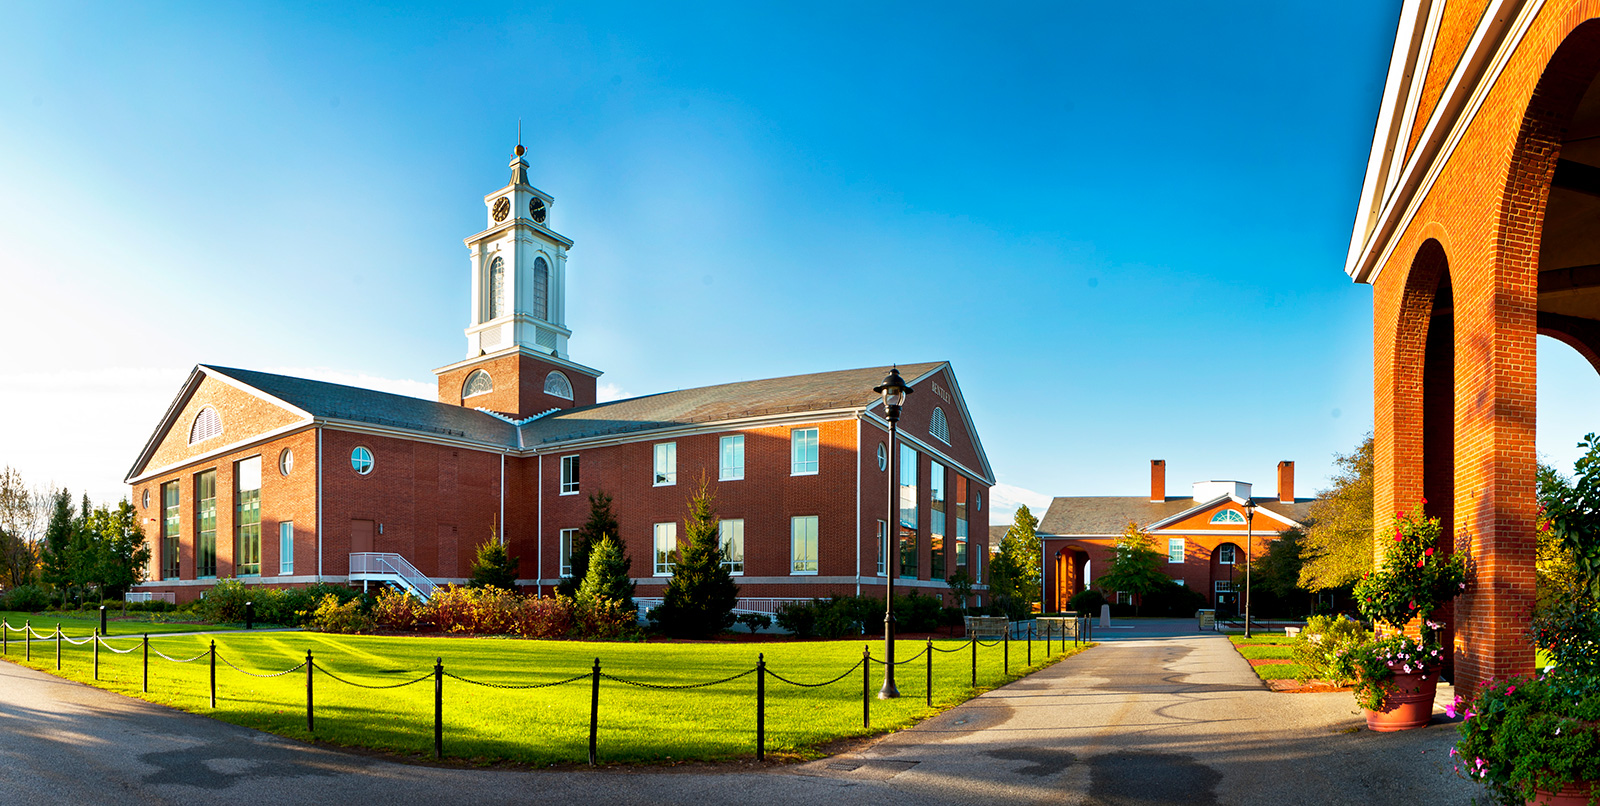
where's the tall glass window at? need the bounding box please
[720,519,744,574]
[954,475,969,569]
[719,435,745,481]
[930,462,946,580]
[899,445,918,578]
[560,455,580,494]
[161,482,180,580]
[559,528,578,577]
[533,256,549,320]
[279,521,294,575]
[196,470,217,577]
[877,520,888,576]
[653,522,677,575]
[791,428,819,475]
[487,256,506,320]
[1168,538,1186,564]
[791,516,818,574]
[654,443,676,486]
[236,456,262,576]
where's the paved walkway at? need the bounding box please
[0,626,1483,805]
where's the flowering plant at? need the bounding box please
[1451,672,1600,804]
[1352,505,1468,641]
[1342,633,1446,711]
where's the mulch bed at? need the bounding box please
[1266,678,1353,694]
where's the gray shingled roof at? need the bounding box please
[1038,496,1316,536]
[205,366,519,447]
[521,363,943,445]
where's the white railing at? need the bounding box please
[350,552,438,601]
[124,591,176,604]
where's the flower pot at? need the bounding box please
[1363,665,1438,731]
[1528,780,1596,806]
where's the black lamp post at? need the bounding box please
[875,366,912,699]
[1242,499,1256,638]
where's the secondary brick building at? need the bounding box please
[1346,0,1600,694]
[124,146,995,607]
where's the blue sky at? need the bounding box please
[3,2,1598,520]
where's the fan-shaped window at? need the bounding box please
[533,256,549,321]
[930,407,950,443]
[544,370,573,400]
[189,407,222,445]
[1210,509,1246,524]
[463,369,493,398]
[487,256,506,320]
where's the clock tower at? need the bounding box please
[434,144,601,419]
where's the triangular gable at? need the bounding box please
[125,365,313,482]
[1146,495,1302,532]
[865,362,995,485]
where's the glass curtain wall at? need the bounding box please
[196,470,217,577]
[955,476,969,570]
[161,482,180,579]
[930,462,946,579]
[235,457,262,576]
[899,444,917,578]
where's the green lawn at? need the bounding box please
[1228,635,1298,646]
[1236,645,1297,660]
[1,610,213,638]
[0,630,1089,765]
[1254,663,1309,680]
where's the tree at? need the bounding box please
[577,534,636,612]
[1095,521,1169,615]
[1539,435,1600,600]
[1002,505,1043,606]
[946,568,975,612]
[468,521,519,590]
[39,489,78,597]
[79,500,150,600]
[1298,434,1375,591]
[1255,526,1308,599]
[559,489,620,597]
[0,466,44,588]
[987,547,1030,618]
[648,476,739,638]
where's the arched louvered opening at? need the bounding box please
[544,370,573,400]
[189,407,222,445]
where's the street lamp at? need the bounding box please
[875,366,913,699]
[1242,498,1256,639]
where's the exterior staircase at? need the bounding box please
[349,552,438,601]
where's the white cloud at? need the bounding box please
[596,382,626,402]
[262,366,435,401]
[988,482,1051,525]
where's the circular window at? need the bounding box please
[141,489,150,509]
[877,443,887,471]
[350,446,374,475]
[279,448,295,476]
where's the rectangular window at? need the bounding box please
[877,520,888,576]
[954,475,968,570]
[1117,591,1133,606]
[1217,544,1236,565]
[559,528,578,577]
[653,443,677,486]
[196,470,217,577]
[720,519,744,574]
[719,435,745,481]
[560,455,580,494]
[235,457,262,576]
[1168,537,1185,564]
[791,428,819,475]
[279,522,294,575]
[899,444,917,578]
[161,481,180,580]
[653,522,677,575]
[791,515,818,574]
[930,462,946,580]
[1215,580,1237,594]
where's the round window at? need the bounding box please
[141,489,150,509]
[351,446,374,475]
[877,443,887,471]
[279,448,295,477]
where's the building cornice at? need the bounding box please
[433,345,604,379]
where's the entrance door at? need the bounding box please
[351,519,375,554]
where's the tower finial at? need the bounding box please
[514,119,525,156]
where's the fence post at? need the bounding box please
[588,657,600,765]
[93,634,100,680]
[26,620,31,661]
[306,650,315,733]
[434,657,444,760]
[56,624,62,670]
[209,641,217,708]
[3,619,7,655]
[861,645,870,729]
[1027,622,1033,667]
[756,653,766,762]
[142,634,148,693]
[1004,631,1009,676]
[99,605,107,637]
[970,637,977,688]
[925,638,933,707]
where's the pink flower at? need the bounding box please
[1417,559,1426,568]
[1506,685,1516,696]
[1424,548,1434,557]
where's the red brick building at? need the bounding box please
[124,147,994,607]
[1347,0,1600,694]
[1035,460,1311,613]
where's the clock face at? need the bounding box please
[529,198,547,224]
[492,197,510,223]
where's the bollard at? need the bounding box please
[756,653,766,762]
[588,657,600,765]
[209,641,217,708]
[99,605,107,637]
[1028,622,1033,667]
[862,645,870,729]
[142,634,149,693]
[26,620,31,661]
[56,624,62,670]
[434,657,444,760]
[925,638,933,707]
[93,634,100,680]
[3,619,7,656]
[245,601,254,631]
[306,650,315,733]
[970,637,977,688]
[1004,631,1009,675]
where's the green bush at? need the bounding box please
[193,579,259,623]
[736,613,771,634]
[1068,589,1105,616]
[1291,615,1370,683]
[306,594,372,634]
[3,585,50,613]
[774,599,819,638]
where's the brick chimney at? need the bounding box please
[1277,461,1294,503]
[1150,460,1166,502]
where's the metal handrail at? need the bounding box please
[350,552,437,601]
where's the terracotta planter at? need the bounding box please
[1528,780,1596,806]
[1363,665,1438,731]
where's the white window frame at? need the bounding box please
[351,446,374,475]
[278,521,293,575]
[791,427,819,476]
[719,435,745,481]
[791,516,818,574]
[877,520,888,576]
[1215,580,1237,594]
[559,528,578,577]
[560,455,580,495]
[720,519,744,575]
[654,442,677,486]
[1211,509,1246,524]
[1167,537,1185,564]
[1217,544,1237,565]
[1116,591,1133,606]
[653,522,677,576]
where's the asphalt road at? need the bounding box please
[0,626,1484,805]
